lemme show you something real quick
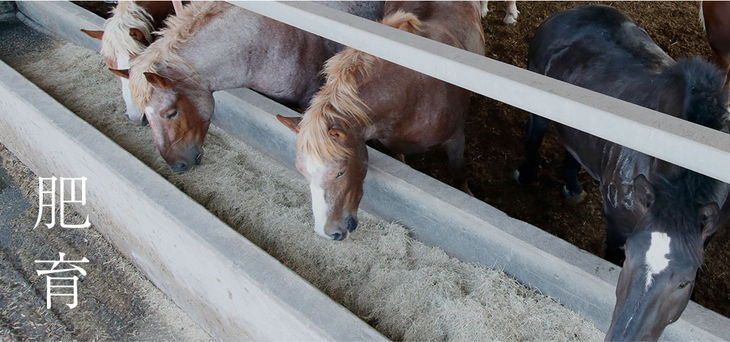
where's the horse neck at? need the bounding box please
[173,8,254,92]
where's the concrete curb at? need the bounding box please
[0,58,385,342]
[15,1,730,341]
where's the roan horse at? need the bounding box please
[701,1,730,85]
[118,1,383,173]
[277,1,485,240]
[81,1,180,124]
[515,5,730,341]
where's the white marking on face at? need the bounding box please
[305,155,331,239]
[115,53,142,121]
[645,232,671,289]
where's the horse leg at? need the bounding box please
[606,225,627,265]
[503,0,519,25]
[444,133,472,196]
[516,114,549,184]
[479,1,489,18]
[562,152,587,205]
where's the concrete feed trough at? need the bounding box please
[0,1,728,341]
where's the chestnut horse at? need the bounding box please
[81,1,181,124]
[517,5,729,341]
[701,1,730,85]
[119,1,383,173]
[277,1,485,240]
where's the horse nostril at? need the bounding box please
[141,115,149,126]
[172,161,189,173]
[195,153,203,165]
[346,216,358,232]
[330,232,346,241]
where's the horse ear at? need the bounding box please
[632,174,655,213]
[80,29,104,40]
[276,115,301,133]
[109,68,130,79]
[144,72,172,89]
[699,203,721,244]
[128,28,149,45]
[328,127,347,142]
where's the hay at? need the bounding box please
[0,27,603,341]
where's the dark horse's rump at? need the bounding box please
[519,5,729,341]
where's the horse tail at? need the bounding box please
[381,10,422,33]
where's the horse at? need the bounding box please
[515,5,730,341]
[115,1,383,173]
[81,1,181,124]
[276,1,485,240]
[700,1,730,85]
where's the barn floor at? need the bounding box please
[0,16,603,341]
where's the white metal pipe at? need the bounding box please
[230,1,730,184]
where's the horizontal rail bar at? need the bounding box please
[231,1,730,185]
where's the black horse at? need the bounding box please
[516,5,730,341]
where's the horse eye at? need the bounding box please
[336,170,345,178]
[678,281,692,289]
[165,111,178,120]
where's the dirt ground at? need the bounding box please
[70,0,729,319]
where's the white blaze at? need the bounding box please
[116,53,142,121]
[645,232,671,289]
[305,156,331,239]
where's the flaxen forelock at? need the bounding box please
[129,1,229,108]
[101,1,154,60]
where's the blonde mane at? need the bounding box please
[101,1,154,59]
[298,11,422,163]
[130,1,229,108]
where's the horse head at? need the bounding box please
[278,115,367,240]
[606,174,722,341]
[129,65,213,173]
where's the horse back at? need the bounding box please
[360,2,483,151]
[527,5,676,178]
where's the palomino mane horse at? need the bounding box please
[277,1,485,240]
[517,5,730,341]
[122,1,383,173]
[81,1,179,124]
[700,1,730,85]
